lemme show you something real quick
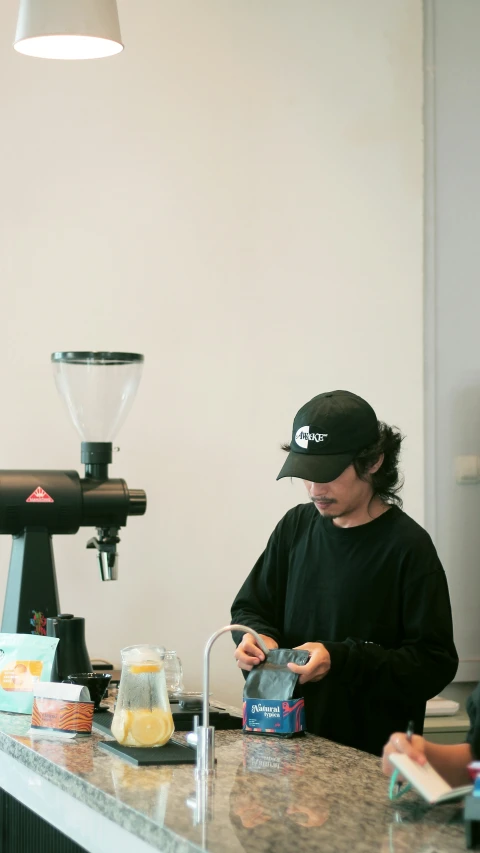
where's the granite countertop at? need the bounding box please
[0,708,470,853]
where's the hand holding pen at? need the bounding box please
[382,720,428,800]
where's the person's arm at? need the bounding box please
[423,742,472,787]
[382,732,473,788]
[307,538,458,701]
[231,517,289,652]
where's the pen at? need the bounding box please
[394,720,415,796]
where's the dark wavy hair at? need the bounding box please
[352,422,404,507]
[281,422,404,507]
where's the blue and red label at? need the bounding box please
[243,698,305,736]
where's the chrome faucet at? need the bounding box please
[195,624,269,777]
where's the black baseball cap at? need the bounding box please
[276,390,379,483]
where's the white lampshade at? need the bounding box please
[14,0,123,60]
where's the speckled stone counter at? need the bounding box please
[0,708,470,853]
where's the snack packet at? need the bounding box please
[243,648,309,737]
[0,634,59,714]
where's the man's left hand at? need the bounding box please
[287,643,331,684]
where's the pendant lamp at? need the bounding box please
[14,0,123,60]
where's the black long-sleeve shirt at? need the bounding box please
[231,503,458,755]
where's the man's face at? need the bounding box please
[304,463,373,520]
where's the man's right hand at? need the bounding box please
[234,633,278,671]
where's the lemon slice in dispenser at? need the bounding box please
[129,663,160,674]
[111,709,132,745]
[130,709,174,746]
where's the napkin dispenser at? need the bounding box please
[29,681,94,738]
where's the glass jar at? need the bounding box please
[164,651,184,698]
[111,645,174,747]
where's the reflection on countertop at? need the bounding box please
[0,707,469,853]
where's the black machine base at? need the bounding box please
[1,529,59,635]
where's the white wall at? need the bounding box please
[0,0,423,704]
[425,0,480,681]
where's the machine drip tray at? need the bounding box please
[92,706,242,738]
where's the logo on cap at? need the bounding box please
[294,426,328,449]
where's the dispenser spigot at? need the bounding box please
[196,624,269,777]
[86,527,120,581]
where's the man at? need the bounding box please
[231,390,458,755]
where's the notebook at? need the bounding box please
[389,753,473,804]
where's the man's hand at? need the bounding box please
[234,633,278,671]
[287,642,331,684]
[382,732,427,777]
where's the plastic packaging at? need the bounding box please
[0,633,59,714]
[243,648,309,737]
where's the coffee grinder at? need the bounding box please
[0,352,147,635]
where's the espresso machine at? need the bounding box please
[0,352,147,635]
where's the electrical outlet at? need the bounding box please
[455,455,480,484]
